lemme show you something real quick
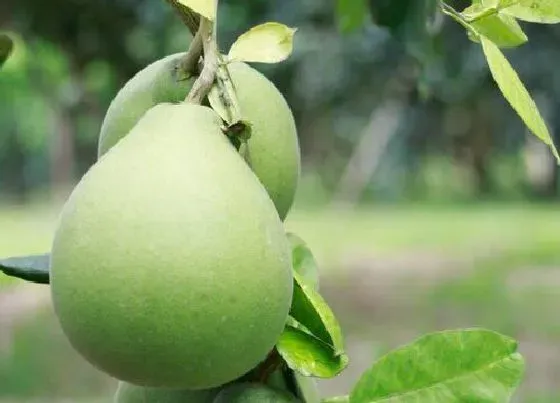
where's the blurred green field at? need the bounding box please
[2,200,560,275]
[2,201,560,401]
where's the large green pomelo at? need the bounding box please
[98,53,194,156]
[213,383,300,403]
[114,381,218,403]
[50,103,293,390]
[97,54,300,220]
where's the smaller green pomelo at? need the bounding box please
[114,382,218,403]
[213,383,300,403]
[98,53,194,155]
[223,62,300,220]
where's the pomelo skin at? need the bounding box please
[213,383,301,403]
[114,381,219,403]
[98,53,194,157]
[50,103,293,390]
[97,54,300,220]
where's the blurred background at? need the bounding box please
[1,0,560,401]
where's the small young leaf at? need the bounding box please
[227,22,297,64]
[175,0,216,21]
[276,325,348,378]
[462,4,528,47]
[0,33,13,68]
[473,15,527,47]
[336,0,369,33]
[502,0,560,23]
[481,36,560,162]
[0,254,50,284]
[350,328,525,403]
[290,271,345,356]
[287,232,320,291]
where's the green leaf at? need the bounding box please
[481,35,560,162]
[336,0,369,33]
[0,254,50,284]
[276,325,348,378]
[290,271,345,355]
[175,0,216,21]
[287,233,320,291]
[462,3,528,48]
[227,22,297,64]
[350,328,525,403]
[0,33,13,68]
[502,0,560,23]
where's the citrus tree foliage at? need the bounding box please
[338,0,560,163]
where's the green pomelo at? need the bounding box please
[97,54,300,220]
[223,62,300,220]
[114,381,218,403]
[98,53,194,156]
[213,383,300,403]
[50,103,293,390]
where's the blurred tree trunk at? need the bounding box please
[49,105,75,195]
[331,63,416,205]
[522,97,558,199]
[470,98,493,196]
[2,130,27,203]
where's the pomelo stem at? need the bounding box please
[167,1,250,140]
[177,30,203,78]
[186,17,218,104]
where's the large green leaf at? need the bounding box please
[290,271,344,355]
[287,233,319,291]
[350,328,525,403]
[0,254,50,284]
[481,35,560,162]
[276,324,348,378]
[336,0,369,33]
[502,0,560,23]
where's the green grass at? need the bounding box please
[286,203,560,270]
[2,200,560,275]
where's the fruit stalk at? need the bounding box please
[186,16,218,104]
[177,30,203,78]
[172,3,248,136]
